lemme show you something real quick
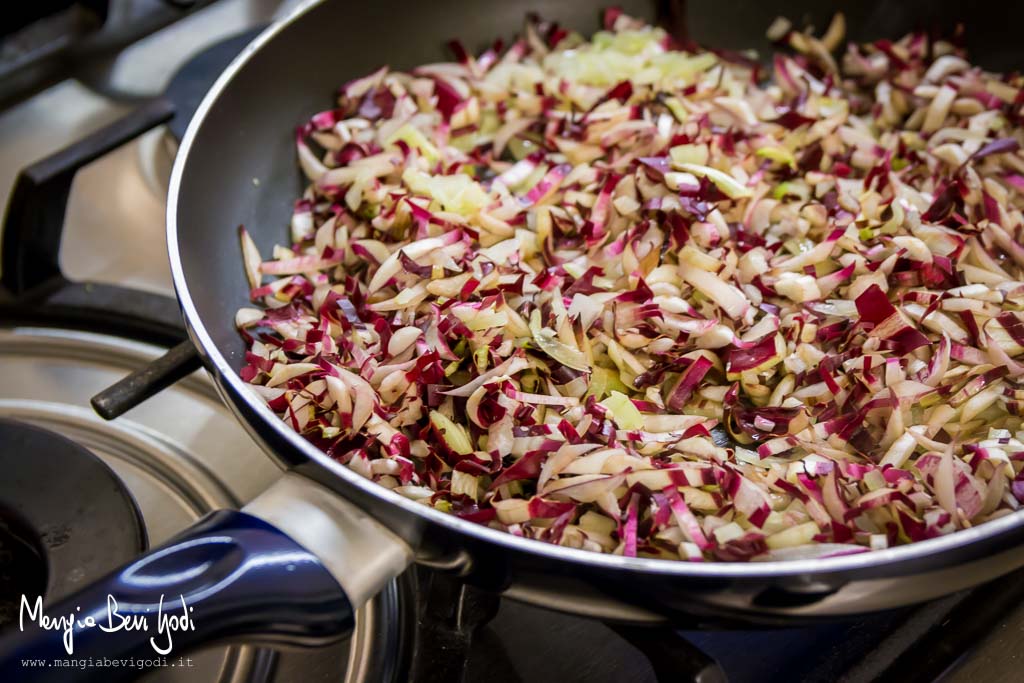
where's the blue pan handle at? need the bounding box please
[0,475,412,682]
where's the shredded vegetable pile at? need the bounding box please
[236,10,1024,562]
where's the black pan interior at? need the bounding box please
[175,0,1021,372]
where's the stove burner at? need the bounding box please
[0,418,145,618]
[0,506,46,628]
[164,27,266,141]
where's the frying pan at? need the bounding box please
[5,0,1024,678]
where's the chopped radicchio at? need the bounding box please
[239,10,1024,564]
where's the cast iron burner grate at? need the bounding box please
[418,563,1024,683]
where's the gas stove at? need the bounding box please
[0,2,1020,682]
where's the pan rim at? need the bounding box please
[166,0,1024,582]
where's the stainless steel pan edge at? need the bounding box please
[166,0,1024,622]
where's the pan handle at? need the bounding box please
[0,474,413,682]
